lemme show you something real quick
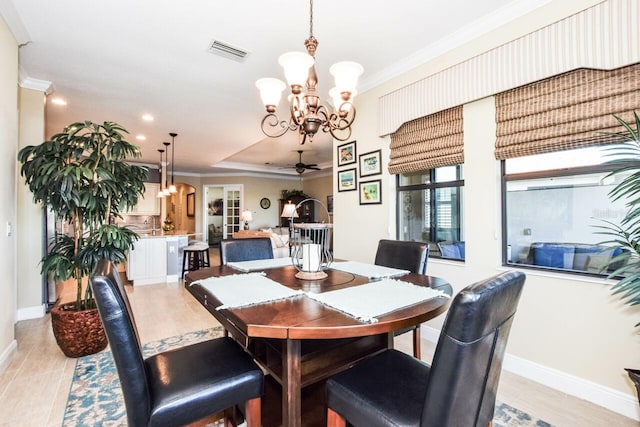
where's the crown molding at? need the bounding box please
[0,0,30,46]
[18,69,53,94]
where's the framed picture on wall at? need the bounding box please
[359,180,382,205]
[337,141,356,166]
[359,149,382,177]
[338,168,357,192]
[208,198,223,216]
[186,193,195,217]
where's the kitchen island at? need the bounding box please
[126,231,200,286]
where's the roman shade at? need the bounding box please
[389,106,463,174]
[495,63,640,160]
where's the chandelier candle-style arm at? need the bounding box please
[256,0,362,144]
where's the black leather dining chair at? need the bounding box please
[220,237,274,265]
[90,259,264,427]
[374,239,429,358]
[326,270,525,427]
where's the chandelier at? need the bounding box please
[255,0,363,144]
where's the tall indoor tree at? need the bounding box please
[18,121,148,357]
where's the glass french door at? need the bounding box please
[223,186,242,238]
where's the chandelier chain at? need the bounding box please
[309,0,314,37]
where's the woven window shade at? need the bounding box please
[389,106,463,174]
[495,63,640,160]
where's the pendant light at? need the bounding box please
[168,132,177,193]
[156,149,165,198]
[162,142,171,196]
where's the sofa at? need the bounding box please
[525,242,625,273]
[208,224,223,246]
[437,241,465,260]
[232,228,290,258]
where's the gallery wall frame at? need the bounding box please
[337,141,357,167]
[359,149,382,177]
[359,180,382,205]
[338,168,357,192]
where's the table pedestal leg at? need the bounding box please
[283,338,302,427]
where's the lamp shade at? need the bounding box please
[256,78,286,109]
[168,184,177,193]
[280,202,299,218]
[240,210,253,223]
[278,52,314,88]
[329,61,364,93]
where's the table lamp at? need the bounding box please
[240,210,253,230]
[281,202,299,255]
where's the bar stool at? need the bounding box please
[182,243,210,278]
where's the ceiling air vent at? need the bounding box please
[207,40,250,62]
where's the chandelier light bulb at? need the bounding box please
[278,52,314,91]
[169,184,177,193]
[256,78,287,112]
[329,61,364,93]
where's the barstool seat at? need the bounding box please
[182,243,210,278]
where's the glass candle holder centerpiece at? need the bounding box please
[288,198,333,280]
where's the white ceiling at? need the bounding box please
[5,0,549,176]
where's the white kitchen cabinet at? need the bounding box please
[128,182,160,215]
[126,236,167,285]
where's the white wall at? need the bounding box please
[334,0,639,419]
[16,87,46,319]
[0,14,18,371]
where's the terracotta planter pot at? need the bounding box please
[51,302,108,358]
[626,368,640,405]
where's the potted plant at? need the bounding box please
[594,112,640,402]
[18,121,148,357]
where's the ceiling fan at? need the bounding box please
[284,150,321,175]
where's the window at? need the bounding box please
[502,145,629,275]
[397,165,465,259]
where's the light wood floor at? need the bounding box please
[0,249,637,426]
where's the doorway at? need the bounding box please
[166,183,196,234]
[203,185,243,246]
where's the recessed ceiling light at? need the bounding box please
[136,135,146,141]
[51,98,67,105]
[142,114,154,121]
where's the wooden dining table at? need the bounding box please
[185,264,452,427]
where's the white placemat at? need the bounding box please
[227,257,294,272]
[191,272,303,309]
[305,279,449,323]
[331,261,410,278]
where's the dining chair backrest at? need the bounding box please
[421,270,525,426]
[89,259,151,426]
[374,239,429,274]
[220,237,274,265]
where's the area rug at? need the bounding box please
[63,327,553,426]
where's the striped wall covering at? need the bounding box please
[379,0,640,136]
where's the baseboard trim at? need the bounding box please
[0,339,17,374]
[16,304,46,321]
[420,325,640,421]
